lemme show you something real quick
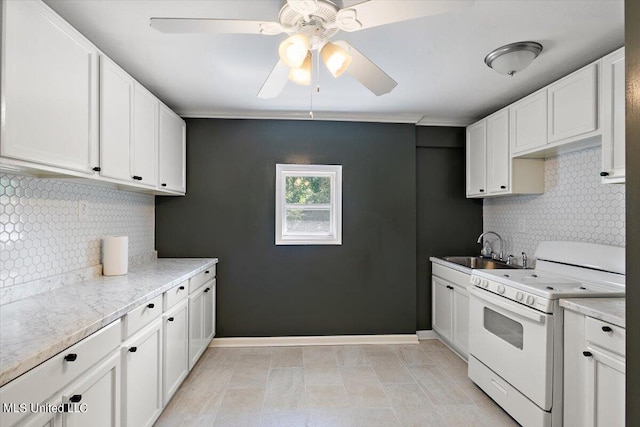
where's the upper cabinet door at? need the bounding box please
[158,104,186,193]
[132,84,159,188]
[600,47,625,183]
[486,109,510,194]
[547,64,598,143]
[1,0,99,173]
[466,120,487,197]
[99,56,133,182]
[510,90,548,155]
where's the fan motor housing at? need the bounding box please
[278,0,342,39]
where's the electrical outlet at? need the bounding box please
[517,218,526,233]
[78,200,89,221]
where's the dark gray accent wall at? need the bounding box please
[156,119,417,337]
[626,0,640,423]
[415,127,483,330]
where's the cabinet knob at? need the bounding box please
[129,346,138,353]
[92,167,101,172]
[204,287,211,293]
[147,303,155,309]
[168,317,175,322]
[582,351,592,357]
[179,286,185,290]
[500,185,506,189]
[64,353,78,362]
[479,189,485,193]
[69,394,82,403]
[602,326,613,332]
[600,172,610,177]
[161,183,167,187]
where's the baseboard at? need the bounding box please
[209,334,419,348]
[416,330,438,340]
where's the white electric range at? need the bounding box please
[467,241,625,427]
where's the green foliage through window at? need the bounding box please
[285,176,331,204]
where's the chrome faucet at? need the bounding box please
[522,252,528,269]
[476,231,504,261]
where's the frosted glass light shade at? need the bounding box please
[288,52,312,85]
[279,34,311,68]
[321,42,352,77]
[485,42,543,76]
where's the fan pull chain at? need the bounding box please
[309,50,320,119]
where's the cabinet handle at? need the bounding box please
[600,172,610,177]
[179,286,185,290]
[168,317,175,322]
[205,270,210,274]
[582,351,592,357]
[500,185,506,189]
[161,183,167,187]
[64,353,78,362]
[147,303,155,309]
[479,189,485,193]
[446,285,454,290]
[132,175,143,181]
[92,167,101,172]
[204,287,211,293]
[129,346,138,353]
[602,326,613,332]
[69,395,82,403]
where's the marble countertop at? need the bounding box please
[560,298,625,328]
[0,258,217,387]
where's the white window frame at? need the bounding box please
[275,164,342,245]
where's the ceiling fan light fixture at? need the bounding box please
[288,52,312,85]
[484,41,543,76]
[279,33,311,68]
[321,42,352,78]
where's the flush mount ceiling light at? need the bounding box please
[484,41,543,76]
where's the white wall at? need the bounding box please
[483,146,625,262]
[0,173,155,292]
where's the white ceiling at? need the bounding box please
[43,0,624,125]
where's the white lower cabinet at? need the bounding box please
[563,310,625,427]
[163,299,189,405]
[431,263,469,359]
[121,319,163,427]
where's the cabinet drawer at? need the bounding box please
[0,320,121,426]
[585,317,625,357]
[164,280,188,310]
[432,263,471,289]
[189,266,216,293]
[123,294,163,338]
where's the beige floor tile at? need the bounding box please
[305,364,343,386]
[212,408,262,427]
[229,365,270,388]
[263,367,306,411]
[370,361,414,384]
[259,410,310,427]
[408,364,473,405]
[304,385,349,409]
[335,345,370,367]
[434,404,489,427]
[271,347,304,368]
[383,383,446,427]
[349,408,401,427]
[419,338,449,352]
[307,408,357,427]
[236,353,273,368]
[219,387,265,410]
[339,365,380,387]
[391,344,437,366]
[304,346,338,366]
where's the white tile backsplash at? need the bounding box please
[483,147,625,262]
[0,173,155,289]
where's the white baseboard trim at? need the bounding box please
[209,334,419,348]
[416,330,438,340]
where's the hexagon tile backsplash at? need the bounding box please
[0,173,155,289]
[483,147,625,262]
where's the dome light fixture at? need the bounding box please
[484,41,543,76]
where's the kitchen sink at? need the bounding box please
[441,256,520,269]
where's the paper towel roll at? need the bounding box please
[103,236,128,276]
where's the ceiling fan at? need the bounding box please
[150,0,474,98]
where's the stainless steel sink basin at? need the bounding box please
[441,256,520,269]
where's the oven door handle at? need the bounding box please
[469,287,545,324]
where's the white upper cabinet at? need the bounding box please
[547,63,598,143]
[466,121,487,197]
[100,56,134,182]
[510,89,548,155]
[158,105,186,194]
[133,85,159,188]
[600,47,625,184]
[1,0,99,174]
[486,109,510,194]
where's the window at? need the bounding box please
[275,164,342,245]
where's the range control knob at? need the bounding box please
[516,292,524,301]
[497,285,505,294]
[526,295,535,305]
[481,280,489,288]
[471,277,479,286]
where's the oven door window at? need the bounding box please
[483,307,524,349]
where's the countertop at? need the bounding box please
[0,258,217,388]
[560,297,625,328]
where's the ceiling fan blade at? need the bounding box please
[257,60,290,99]
[337,0,474,32]
[150,18,284,35]
[339,42,397,96]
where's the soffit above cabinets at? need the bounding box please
[43,0,624,125]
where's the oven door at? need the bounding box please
[468,286,554,410]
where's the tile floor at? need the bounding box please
[155,339,519,427]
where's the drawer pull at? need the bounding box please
[205,270,210,274]
[600,171,610,177]
[204,287,211,293]
[583,351,592,357]
[168,317,175,322]
[602,326,613,332]
[147,303,155,309]
[69,394,82,403]
[500,185,506,189]
[64,353,78,362]
[92,166,101,172]
[446,285,454,290]
[129,346,138,353]
[161,183,167,187]
[179,286,185,290]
